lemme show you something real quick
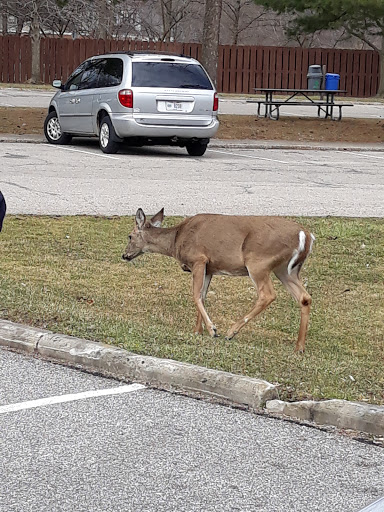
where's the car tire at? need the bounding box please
[99,116,120,154]
[186,141,208,157]
[44,111,72,145]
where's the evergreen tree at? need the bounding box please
[254,0,384,96]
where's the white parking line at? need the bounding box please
[0,383,146,414]
[348,151,384,160]
[49,145,120,160]
[208,148,289,164]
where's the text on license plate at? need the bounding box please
[166,101,183,111]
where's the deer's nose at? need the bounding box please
[122,254,130,261]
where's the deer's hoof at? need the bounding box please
[210,326,219,338]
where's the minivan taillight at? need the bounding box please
[119,89,133,108]
[213,93,219,111]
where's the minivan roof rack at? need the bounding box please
[105,50,188,58]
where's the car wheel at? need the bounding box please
[44,111,72,145]
[99,116,120,154]
[186,141,208,157]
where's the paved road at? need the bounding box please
[0,141,383,217]
[0,87,383,119]
[1,348,383,512]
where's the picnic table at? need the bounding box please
[248,88,353,121]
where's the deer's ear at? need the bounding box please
[135,208,146,230]
[150,208,164,228]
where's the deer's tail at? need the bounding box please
[287,230,315,276]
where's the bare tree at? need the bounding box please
[1,0,8,33]
[0,0,48,81]
[222,0,267,45]
[30,1,41,82]
[201,0,222,86]
[158,0,202,42]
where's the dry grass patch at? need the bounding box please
[0,215,383,404]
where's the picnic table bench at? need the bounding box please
[248,88,354,121]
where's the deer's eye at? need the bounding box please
[128,235,132,241]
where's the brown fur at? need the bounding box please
[122,209,314,352]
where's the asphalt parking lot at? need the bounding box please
[1,348,384,512]
[1,141,383,217]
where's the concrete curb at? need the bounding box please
[1,318,383,436]
[266,399,384,437]
[211,140,384,152]
[0,319,277,409]
[0,133,383,152]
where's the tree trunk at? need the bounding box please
[161,0,173,42]
[2,12,7,34]
[232,0,241,45]
[30,7,41,83]
[97,0,108,39]
[201,0,223,87]
[1,0,7,34]
[16,17,24,35]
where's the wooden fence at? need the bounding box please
[0,35,380,97]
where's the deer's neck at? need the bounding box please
[147,226,178,259]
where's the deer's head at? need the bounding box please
[122,208,164,261]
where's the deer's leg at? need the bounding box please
[194,273,212,334]
[192,262,218,337]
[226,268,276,340]
[274,267,312,352]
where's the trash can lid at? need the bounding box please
[325,73,340,78]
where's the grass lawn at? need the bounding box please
[0,215,383,404]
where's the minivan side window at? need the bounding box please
[64,60,101,91]
[79,64,101,90]
[64,61,88,90]
[98,59,123,88]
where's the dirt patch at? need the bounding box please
[0,107,46,135]
[1,107,384,143]
[218,114,384,143]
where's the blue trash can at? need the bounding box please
[325,73,340,90]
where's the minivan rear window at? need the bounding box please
[131,62,213,89]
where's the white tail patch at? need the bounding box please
[309,233,315,254]
[288,231,306,275]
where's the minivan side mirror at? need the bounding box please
[52,80,63,89]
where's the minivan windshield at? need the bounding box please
[132,62,213,89]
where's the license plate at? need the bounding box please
[166,101,183,111]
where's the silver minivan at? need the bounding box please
[44,51,219,156]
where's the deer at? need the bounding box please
[122,208,315,352]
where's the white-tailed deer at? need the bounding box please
[122,209,315,352]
